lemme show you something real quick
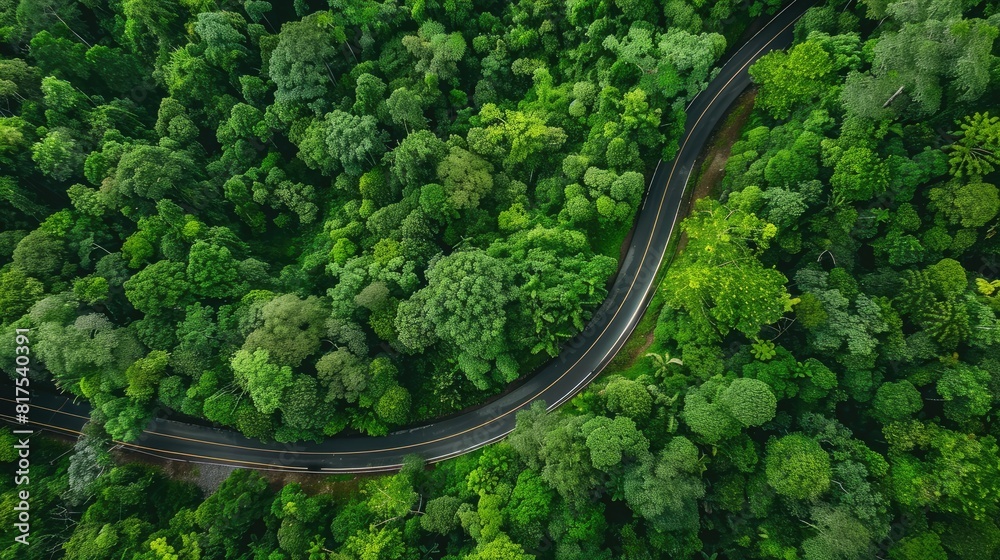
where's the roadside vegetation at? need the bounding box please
[3,0,1000,559]
[0,0,760,442]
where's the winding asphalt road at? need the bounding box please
[2,0,812,473]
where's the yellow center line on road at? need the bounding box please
[0,396,91,421]
[3,2,807,469]
[1,412,310,470]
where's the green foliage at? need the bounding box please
[800,504,873,560]
[603,377,653,419]
[269,12,343,104]
[765,434,832,500]
[829,145,890,203]
[111,145,198,207]
[298,110,386,177]
[750,39,834,119]
[885,421,1000,521]
[435,145,495,211]
[231,348,293,415]
[125,350,169,402]
[1,0,767,447]
[396,249,516,389]
[374,385,411,425]
[186,240,244,299]
[581,415,649,471]
[842,7,998,119]
[663,198,793,344]
[195,469,271,556]
[401,20,466,82]
[243,294,327,367]
[124,260,189,315]
[12,228,64,280]
[936,364,992,423]
[469,104,567,173]
[421,496,462,535]
[72,275,109,305]
[889,531,948,560]
[717,378,778,428]
[928,179,999,228]
[871,381,922,424]
[0,267,44,323]
[948,112,1000,179]
[622,435,705,533]
[6,4,1000,560]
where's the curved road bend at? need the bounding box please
[2,0,812,473]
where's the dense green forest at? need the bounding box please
[0,0,777,441]
[4,0,1000,558]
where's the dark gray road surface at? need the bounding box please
[2,0,811,472]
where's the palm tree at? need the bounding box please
[645,351,683,377]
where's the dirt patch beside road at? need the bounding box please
[676,87,758,254]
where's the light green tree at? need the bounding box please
[231,348,293,415]
[765,433,831,500]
